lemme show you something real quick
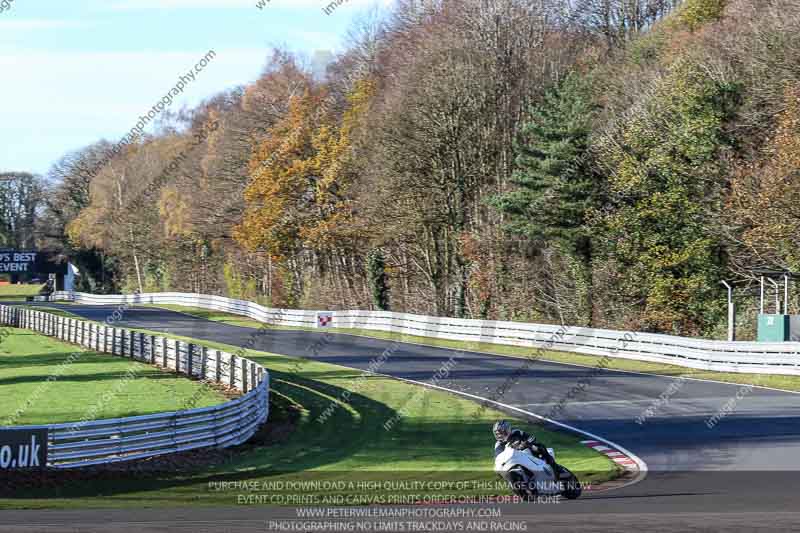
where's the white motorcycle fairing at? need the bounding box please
[493,444,561,496]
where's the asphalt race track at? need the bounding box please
[4,302,800,532]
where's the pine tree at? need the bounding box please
[491,74,599,323]
[492,74,598,249]
[367,249,390,311]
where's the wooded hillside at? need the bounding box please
[24,0,800,339]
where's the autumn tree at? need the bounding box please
[0,172,44,250]
[40,142,118,291]
[727,84,800,274]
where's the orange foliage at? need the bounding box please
[235,79,375,260]
[730,84,800,268]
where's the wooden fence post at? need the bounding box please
[187,343,194,377]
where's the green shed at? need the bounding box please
[757,314,790,342]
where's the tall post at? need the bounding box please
[760,276,765,315]
[785,274,790,315]
[721,281,735,342]
[768,278,780,314]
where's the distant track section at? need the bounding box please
[52,291,800,375]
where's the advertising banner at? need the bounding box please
[0,429,48,470]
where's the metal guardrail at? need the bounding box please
[51,291,800,376]
[0,305,269,468]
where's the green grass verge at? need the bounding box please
[0,326,619,510]
[0,284,44,302]
[0,328,226,426]
[144,304,800,393]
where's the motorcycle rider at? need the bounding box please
[493,420,564,477]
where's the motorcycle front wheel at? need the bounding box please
[506,470,537,501]
[558,467,582,500]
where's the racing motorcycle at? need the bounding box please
[494,443,582,500]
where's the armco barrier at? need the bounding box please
[50,291,800,376]
[0,305,269,468]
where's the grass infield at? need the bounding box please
[0,322,619,509]
[0,328,226,426]
[0,284,44,302]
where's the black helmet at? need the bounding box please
[493,420,511,441]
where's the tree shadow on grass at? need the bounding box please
[2,368,400,502]
[0,368,185,387]
[0,344,141,371]
[1,367,621,505]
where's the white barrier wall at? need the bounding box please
[0,305,269,468]
[52,291,800,376]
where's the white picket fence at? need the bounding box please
[0,305,269,468]
[49,291,800,376]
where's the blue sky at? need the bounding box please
[0,0,391,175]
